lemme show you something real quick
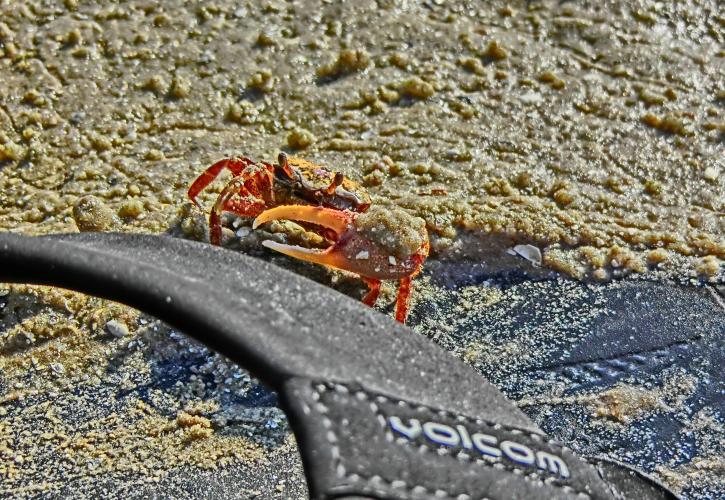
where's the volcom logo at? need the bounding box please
[388,416,570,479]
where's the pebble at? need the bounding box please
[72,195,121,232]
[287,128,316,150]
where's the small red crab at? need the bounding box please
[188,153,429,323]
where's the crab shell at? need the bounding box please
[272,156,372,212]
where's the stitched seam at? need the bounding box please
[310,381,592,500]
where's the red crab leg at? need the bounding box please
[209,168,274,245]
[395,277,412,323]
[362,278,381,306]
[393,241,428,322]
[210,178,245,245]
[243,171,274,205]
[219,196,267,221]
[187,157,253,206]
[364,277,413,323]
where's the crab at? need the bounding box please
[188,153,429,323]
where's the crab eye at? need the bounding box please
[278,152,294,178]
[325,172,345,195]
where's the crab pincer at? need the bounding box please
[252,204,429,324]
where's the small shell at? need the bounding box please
[511,244,542,266]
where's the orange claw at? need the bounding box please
[252,204,429,323]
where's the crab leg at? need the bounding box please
[187,158,253,206]
[209,168,274,245]
[362,278,381,306]
[395,277,413,323]
[210,178,245,245]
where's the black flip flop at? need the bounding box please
[0,232,678,499]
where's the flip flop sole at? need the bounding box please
[0,232,677,499]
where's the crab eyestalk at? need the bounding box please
[277,152,295,178]
[253,204,429,323]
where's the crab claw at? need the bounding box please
[253,204,429,323]
[252,205,357,271]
